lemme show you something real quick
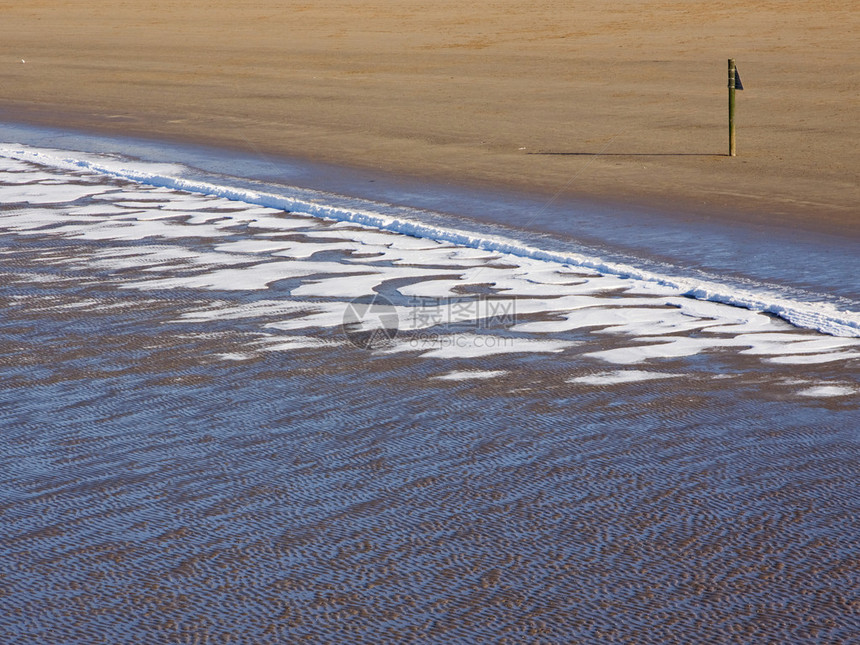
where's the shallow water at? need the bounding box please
[4,122,859,306]
[1,139,858,643]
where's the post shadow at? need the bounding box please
[526,152,723,157]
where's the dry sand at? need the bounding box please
[1,1,858,234]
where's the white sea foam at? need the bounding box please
[568,371,683,386]
[797,385,855,398]
[1,143,859,396]
[384,334,577,359]
[2,143,858,338]
[128,260,371,291]
[289,267,459,299]
[434,370,509,381]
[0,157,35,172]
[1,182,111,204]
[257,335,336,352]
[179,300,312,322]
[767,351,860,365]
[584,331,860,365]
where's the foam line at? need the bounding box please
[2,143,858,338]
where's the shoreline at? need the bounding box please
[4,140,860,343]
[4,132,860,339]
[2,1,857,237]
[2,104,858,241]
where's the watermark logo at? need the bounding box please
[342,294,399,349]
[404,296,517,330]
[342,295,518,350]
[405,333,516,353]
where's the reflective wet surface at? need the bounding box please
[1,147,859,643]
[4,122,859,304]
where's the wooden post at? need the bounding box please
[728,58,737,156]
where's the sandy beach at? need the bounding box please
[2,0,858,234]
[3,5,860,641]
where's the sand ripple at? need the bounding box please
[1,154,858,643]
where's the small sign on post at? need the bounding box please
[728,59,743,156]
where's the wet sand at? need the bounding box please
[1,142,858,643]
[2,0,859,234]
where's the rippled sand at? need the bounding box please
[1,157,859,643]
